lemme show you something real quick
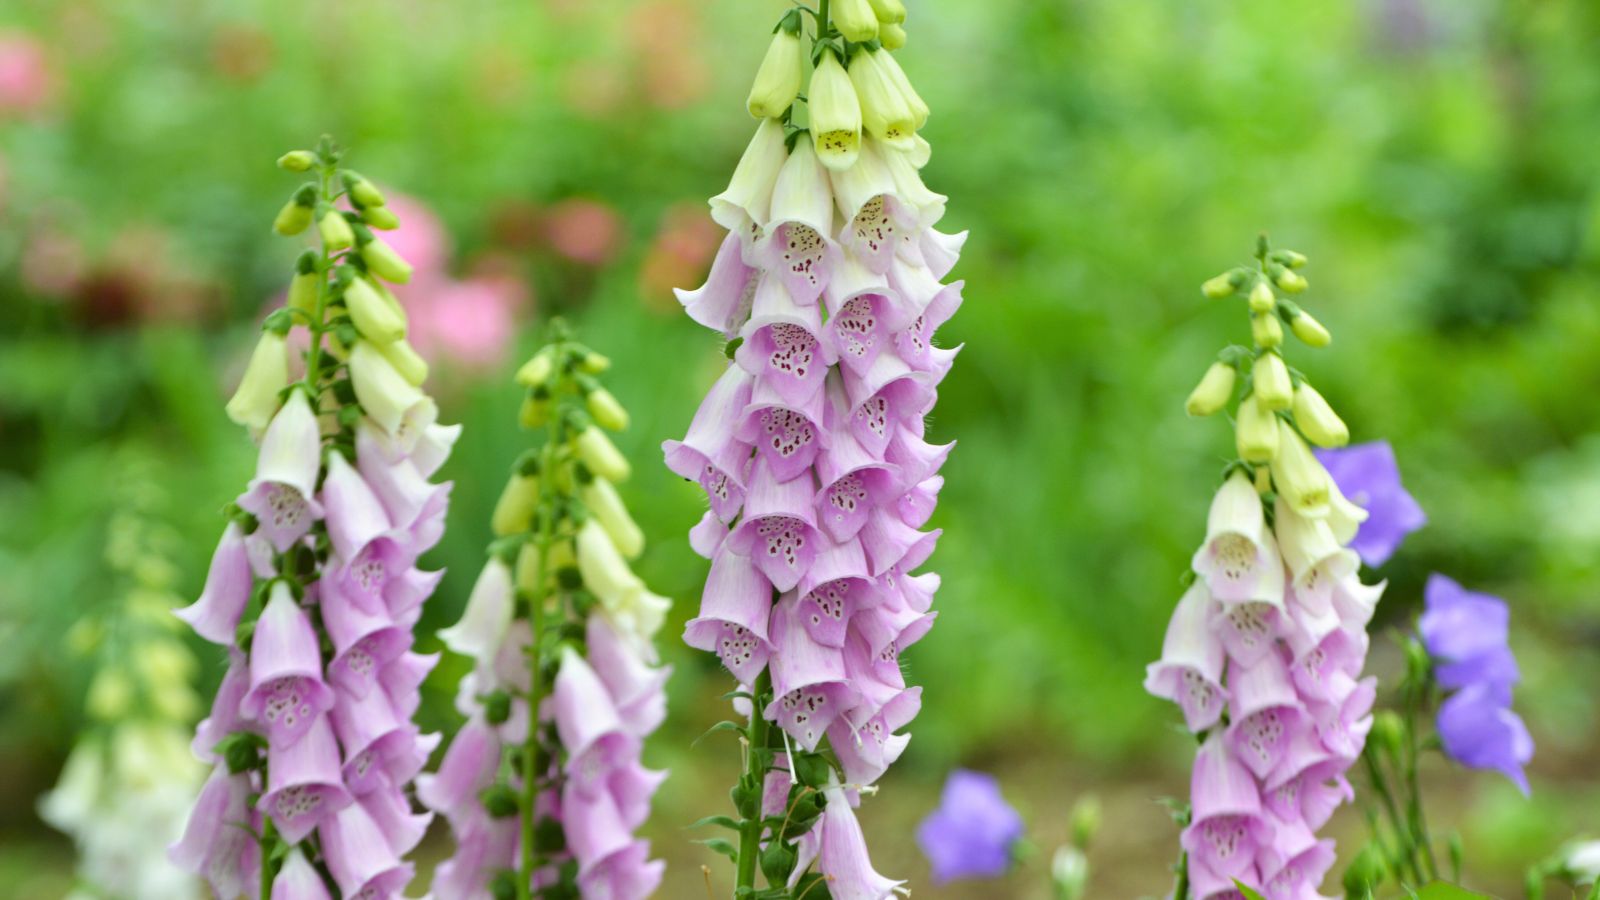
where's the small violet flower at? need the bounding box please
[915,769,1025,884]
[1315,441,1427,566]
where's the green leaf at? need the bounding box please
[686,814,741,831]
[695,837,739,862]
[1233,881,1268,900]
[693,720,743,747]
[1416,884,1493,899]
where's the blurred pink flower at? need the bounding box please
[0,31,57,116]
[381,194,452,276]
[543,199,623,267]
[404,275,527,375]
[638,202,721,308]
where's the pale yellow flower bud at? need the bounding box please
[1185,362,1237,417]
[1248,279,1276,314]
[520,391,552,429]
[576,425,630,482]
[880,22,907,50]
[1271,421,1331,518]
[516,348,556,387]
[849,49,917,149]
[344,276,407,344]
[363,205,400,231]
[1292,383,1348,447]
[1274,267,1308,294]
[586,387,629,431]
[492,472,540,537]
[360,235,413,284]
[871,48,929,129]
[516,539,575,595]
[810,49,863,172]
[1251,353,1292,411]
[577,350,612,374]
[273,198,314,236]
[1201,272,1239,300]
[747,29,803,119]
[345,172,386,208]
[581,476,645,559]
[288,270,320,314]
[319,210,355,251]
[869,0,907,24]
[378,338,429,386]
[277,150,316,172]
[1290,311,1331,347]
[833,0,880,41]
[1235,393,1279,463]
[349,339,434,439]
[1252,311,1283,349]
[225,329,289,433]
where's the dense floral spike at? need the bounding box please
[676,6,958,896]
[1149,240,1382,898]
[171,138,453,899]
[424,323,669,899]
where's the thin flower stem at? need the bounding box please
[735,668,773,896]
[302,162,337,400]
[817,0,830,37]
[259,817,277,898]
[1173,848,1190,900]
[1403,680,1441,881]
[1363,747,1425,885]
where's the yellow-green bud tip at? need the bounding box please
[1248,280,1276,314]
[318,210,355,251]
[277,150,317,172]
[1185,362,1236,418]
[1252,312,1283,349]
[1201,272,1239,300]
[1274,267,1308,294]
[1290,312,1331,348]
[880,22,908,50]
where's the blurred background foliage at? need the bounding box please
[1,0,1598,896]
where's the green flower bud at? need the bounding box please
[360,236,413,284]
[362,205,400,231]
[1251,353,1292,411]
[1270,421,1332,518]
[480,784,520,818]
[343,171,386,208]
[747,27,804,119]
[1272,265,1308,294]
[288,255,320,314]
[516,348,556,387]
[520,391,552,429]
[1201,271,1241,300]
[343,276,407,344]
[1069,796,1101,850]
[1185,362,1237,417]
[1235,394,1279,464]
[810,49,863,172]
[1271,249,1308,269]
[273,187,317,236]
[833,0,880,41]
[489,871,518,900]
[225,330,290,433]
[1247,279,1276,314]
[880,21,907,50]
[1289,311,1332,347]
[586,387,629,431]
[580,476,644,559]
[868,0,907,24]
[277,150,317,172]
[483,689,512,724]
[577,349,612,374]
[1291,383,1348,448]
[1251,311,1283,349]
[1371,710,1405,760]
[377,338,429,386]
[491,473,540,537]
[318,209,355,251]
[1343,844,1387,895]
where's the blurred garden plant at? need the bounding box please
[37,454,205,900]
[169,138,456,898]
[422,322,671,899]
[668,0,960,895]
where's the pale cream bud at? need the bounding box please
[360,236,413,284]
[377,338,429,386]
[492,473,541,537]
[1185,362,1236,417]
[1271,421,1332,518]
[580,476,645,559]
[747,29,803,119]
[318,210,354,251]
[344,276,407,344]
[1248,279,1276,314]
[809,49,863,172]
[1235,393,1279,463]
[576,425,631,482]
[586,387,629,431]
[1290,311,1332,347]
[1292,383,1348,447]
[225,330,289,433]
[1251,353,1293,411]
[833,0,880,41]
[1252,311,1283,349]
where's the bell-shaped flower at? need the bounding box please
[1225,652,1306,779]
[1315,441,1425,566]
[756,140,840,304]
[815,421,900,542]
[886,259,960,333]
[319,801,414,899]
[382,650,437,720]
[193,650,253,761]
[174,522,255,644]
[355,419,451,539]
[841,620,924,722]
[272,846,332,900]
[737,375,828,482]
[430,811,518,899]
[607,758,669,831]
[917,228,967,281]
[238,389,324,552]
[841,351,932,457]
[915,769,1024,884]
[898,475,943,528]
[1331,575,1385,631]
[416,716,501,827]
[726,459,821,592]
[1272,421,1332,518]
[330,682,428,795]
[554,647,640,798]
[809,49,863,171]
[409,420,462,479]
[580,475,645,560]
[321,580,412,698]
[1144,581,1229,732]
[1188,858,1261,900]
[830,146,915,275]
[818,779,906,899]
[225,328,289,434]
[1207,541,1287,666]
[587,614,670,737]
[677,231,759,338]
[1191,471,1274,603]
[1283,600,1368,703]
[793,538,877,647]
[1323,474,1369,546]
[1418,574,1516,690]
[563,780,659,891]
[1261,729,1353,829]
[683,543,775,685]
[873,49,929,129]
[663,363,755,522]
[747,25,803,119]
[735,274,834,407]
[879,139,947,229]
[358,783,433,857]
[169,765,258,899]
[241,584,335,746]
[885,422,954,488]
[1437,683,1534,794]
[849,49,917,148]
[858,507,939,578]
[259,714,352,842]
[579,839,666,899]
[349,339,438,449]
[1274,497,1358,616]
[829,698,916,787]
[710,118,788,249]
[1182,732,1273,880]
[1303,672,1376,760]
[437,557,515,668]
[825,261,911,369]
[764,595,859,750]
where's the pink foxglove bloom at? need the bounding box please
[173,143,451,898]
[1149,244,1385,896]
[423,328,669,898]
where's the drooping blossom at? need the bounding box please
[915,769,1025,884]
[1150,244,1379,896]
[668,4,956,892]
[171,142,452,897]
[1315,441,1426,566]
[424,329,669,898]
[1420,574,1533,793]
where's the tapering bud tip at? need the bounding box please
[586,387,630,432]
[834,0,881,41]
[362,205,400,230]
[515,349,556,388]
[1201,271,1241,300]
[1272,265,1308,294]
[880,22,908,50]
[1185,362,1236,418]
[1291,383,1348,448]
[343,171,386,208]
[272,185,317,236]
[1289,311,1331,347]
[747,28,804,120]
[277,150,317,172]
[1247,279,1276,314]
[360,236,414,284]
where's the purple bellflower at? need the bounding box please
[915,769,1025,884]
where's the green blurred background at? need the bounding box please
[2,0,1598,896]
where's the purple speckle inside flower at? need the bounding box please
[915,769,1025,884]
[1316,441,1427,566]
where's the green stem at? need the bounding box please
[1363,747,1425,885]
[518,393,563,900]
[1403,681,1441,881]
[734,668,773,896]
[1173,848,1190,900]
[260,818,277,898]
[817,0,830,37]
[302,163,337,398]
